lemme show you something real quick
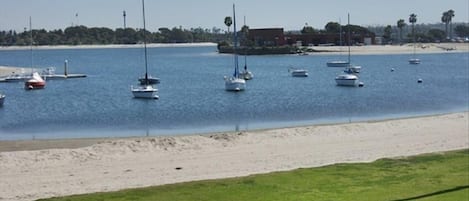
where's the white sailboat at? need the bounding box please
[24,16,46,90]
[224,4,246,92]
[327,19,349,67]
[131,0,158,99]
[335,14,361,86]
[239,16,253,80]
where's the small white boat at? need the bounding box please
[0,93,5,107]
[225,76,246,91]
[335,73,359,86]
[239,69,253,80]
[131,85,159,99]
[344,65,361,74]
[409,58,421,64]
[289,68,308,77]
[327,61,349,67]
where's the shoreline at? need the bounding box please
[0,42,467,55]
[0,112,467,201]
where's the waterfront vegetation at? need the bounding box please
[39,149,469,201]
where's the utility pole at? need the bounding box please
[123,10,127,29]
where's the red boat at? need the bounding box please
[25,72,46,90]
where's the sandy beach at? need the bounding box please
[0,112,467,201]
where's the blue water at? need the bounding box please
[0,46,468,140]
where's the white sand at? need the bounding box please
[0,112,467,201]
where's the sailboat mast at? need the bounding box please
[142,0,148,82]
[243,15,247,70]
[347,13,351,64]
[232,4,239,78]
[29,16,33,70]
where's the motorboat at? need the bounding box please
[327,61,349,67]
[224,4,246,92]
[289,68,308,77]
[131,85,159,99]
[224,76,246,91]
[25,72,46,90]
[0,93,5,107]
[138,76,160,85]
[5,74,31,82]
[335,73,358,86]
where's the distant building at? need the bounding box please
[247,28,376,46]
[247,28,286,46]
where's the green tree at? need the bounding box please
[447,10,455,39]
[454,24,469,37]
[397,19,406,44]
[427,29,446,42]
[325,22,341,33]
[383,25,392,43]
[301,23,316,34]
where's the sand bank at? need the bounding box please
[310,42,468,55]
[0,112,467,201]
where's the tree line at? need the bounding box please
[0,26,227,46]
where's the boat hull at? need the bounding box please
[25,81,46,90]
[131,85,159,99]
[335,74,359,86]
[327,61,349,67]
[409,58,421,64]
[225,77,246,91]
[290,70,308,77]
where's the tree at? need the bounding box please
[427,29,446,42]
[397,19,406,44]
[441,11,450,39]
[301,23,316,34]
[454,24,469,37]
[383,25,392,43]
[325,22,341,33]
[409,13,417,43]
[224,16,232,33]
[447,10,455,40]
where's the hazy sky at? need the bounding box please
[1,0,468,32]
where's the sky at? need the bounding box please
[0,0,468,32]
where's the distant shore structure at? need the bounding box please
[123,10,127,29]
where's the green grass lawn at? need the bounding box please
[39,149,469,201]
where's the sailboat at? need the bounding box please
[224,4,246,91]
[131,0,158,99]
[327,19,349,67]
[409,38,421,64]
[238,16,253,80]
[335,14,361,86]
[24,16,46,90]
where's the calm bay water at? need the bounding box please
[0,46,468,140]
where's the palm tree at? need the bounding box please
[409,13,417,43]
[447,10,455,40]
[224,16,232,33]
[397,19,406,44]
[441,11,450,40]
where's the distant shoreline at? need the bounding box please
[0,42,217,51]
[1,42,467,57]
